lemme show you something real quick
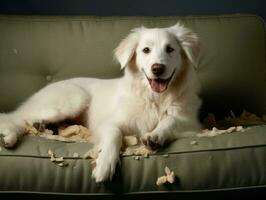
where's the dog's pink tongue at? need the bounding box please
[151,79,168,93]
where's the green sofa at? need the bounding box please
[0,14,266,198]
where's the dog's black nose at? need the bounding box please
[151,64,165,76]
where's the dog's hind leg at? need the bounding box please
[0,81,90,148]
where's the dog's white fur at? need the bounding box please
[0,23,201,182]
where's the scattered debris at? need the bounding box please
[83,147,101,170]
[57,162,68,167]
[73,152,79,158]
[121,135,156,160]
[58,125,91,142]
[24,110,265,174]
[156,176,168,185]
[24,122,92,143]
[156,166,175,186]
[12,48,18,55]
[203,110,266,129]
[123,135,138,146]
[190,140,198,145]
[24,121,52,136]
[83,147,99,159]
[198,126,244,137]
[122,145,155,158]
[227,110,266,126]
[48,149,68,167]
[143,153,149,158]
[134,156,140,160]
[236,126,244,132]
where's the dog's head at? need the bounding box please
[114,23,200,93]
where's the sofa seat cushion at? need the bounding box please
[0,125,265,194]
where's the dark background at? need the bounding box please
[0,0,266,20]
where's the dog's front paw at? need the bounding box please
[91,150,119,183]
[141,132,166,150]
[0,122,19,148]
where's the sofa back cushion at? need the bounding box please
[0,15,265,116]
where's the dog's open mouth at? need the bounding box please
[143,70,176,93]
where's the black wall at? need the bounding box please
[0,0,266,20]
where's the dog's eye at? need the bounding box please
[166,46,174,53]
[143,47,151,54]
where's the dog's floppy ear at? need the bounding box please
[168,23,200,66]
[114,27,142,69]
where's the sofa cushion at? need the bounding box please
[0,125,265,194]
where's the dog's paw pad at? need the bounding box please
[141,133,162,150]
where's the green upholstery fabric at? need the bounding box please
[0,14,266,195]
[0,126,265,194]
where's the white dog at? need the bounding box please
[0,23,201,182]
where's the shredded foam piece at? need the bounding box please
[225,110,266,126]
[57,162,68,167]
[122,145,155,158]
[24,121,53,136]
[84,147,100,170]
[120,135,156,159]
[48,149,68,167]
[156,176,167,185]
[58,125,92,142]
[190,140,198,145]
[83,147,100,170]
[24,122,92,143]
[123,135,138,146]
[163,154,169,158]
[204,110,266,129]
[134,156,140,160]
[24,121,39,135]
[83,147,99,159]
[198,126,244,137]
[57,125,92,143]
[73,152,79,158]
[83,141,155,170]
[156,166,175,186]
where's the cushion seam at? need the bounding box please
[0,144,265,159]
